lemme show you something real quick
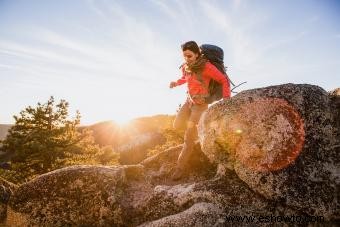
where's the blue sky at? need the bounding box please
[1,0,339,125]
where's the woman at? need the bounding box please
[169,41,231,180]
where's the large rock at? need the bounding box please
[4,149,304,226]
[4,144,214,226]
[136,170,305,227]
[199,83,339,220]
[140,142,215,183]
[8,165,150,226]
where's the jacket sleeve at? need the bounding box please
[205,63,231,98]
[175,68,187,86]
[175,75,187,86]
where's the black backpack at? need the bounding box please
[200,44,231,104]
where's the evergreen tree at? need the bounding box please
[0,96,108,182]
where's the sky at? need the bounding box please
[1,0,339,125]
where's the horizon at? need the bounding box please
[1,0,340,125]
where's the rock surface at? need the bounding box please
[199,83,339,220]
[138,202,225,227]
[7,162,306,226]
[1,83,339,226]
[8,165,150,226]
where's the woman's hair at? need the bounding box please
[181,41,200,55]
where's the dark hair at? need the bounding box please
[181,41,200,55]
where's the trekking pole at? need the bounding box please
[227,77,236,87]
[231,81,247,93]
[225,66,235,87]
[225,66,247,93]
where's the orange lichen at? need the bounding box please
[224,98,305,172]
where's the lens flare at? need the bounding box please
[223,98,305,172]
[235,129,243,134]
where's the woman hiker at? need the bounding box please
[169,41,231,180]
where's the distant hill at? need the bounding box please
[0,124,12,140]
[81,114,175,148]
[0,114,175,148]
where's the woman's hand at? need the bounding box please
[169,81,177,88]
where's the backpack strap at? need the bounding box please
[195,71,209,94]
[190,58,209,91]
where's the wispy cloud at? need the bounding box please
[85,0,179,78]
[149,0,200,37]
[0,40,99,70]
[232,0,242,10]
[149,0,178,19]
[0,37,150,83]
[1,0,180,93]
[199,1,314,73]
[261,31,307,52]
[199,1,262,69]
[86,0,106,18]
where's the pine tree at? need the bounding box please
[0,96,104,181]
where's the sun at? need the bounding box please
[114,117,133,128]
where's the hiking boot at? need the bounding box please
[171,167,184,181]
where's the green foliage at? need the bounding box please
[0,96,119,184]
[147,128,184,157]
[0,97,186,184]
[95,146,120,165]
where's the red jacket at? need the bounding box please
[175,62,231,99]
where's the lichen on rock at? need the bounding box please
[199,83,339,220]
